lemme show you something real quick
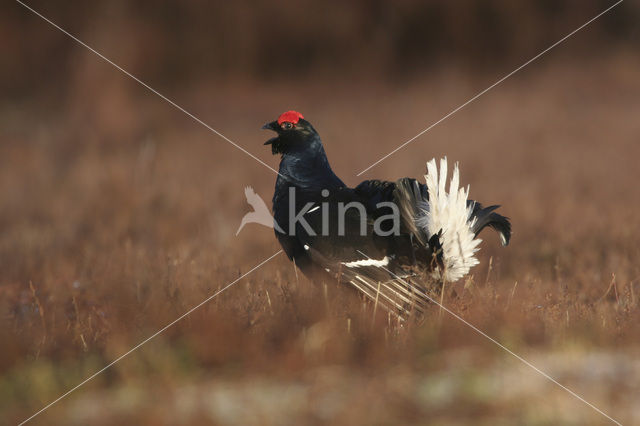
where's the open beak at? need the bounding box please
[262,121,279,145]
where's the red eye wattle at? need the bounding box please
[277,110,304,126]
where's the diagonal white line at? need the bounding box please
[16,0,281,177]
[18,250,283,426]
[356,250,622,425]
[356,0,624,176]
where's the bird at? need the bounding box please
[262,110,511,317]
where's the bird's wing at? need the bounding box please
[290,186,391,264]
[355,178,511,246]
[286,186,437,318]
[287,176,510,317]
[355,178,429,244]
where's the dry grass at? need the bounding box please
[1,53,640,425]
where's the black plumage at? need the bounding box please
[263,111,511,317]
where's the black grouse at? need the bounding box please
[263,110,511,316]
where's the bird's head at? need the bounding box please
[262,110,318,155]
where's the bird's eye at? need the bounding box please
[281,122,293,130]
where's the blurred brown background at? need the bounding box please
[2,1,640,425]
[3,1,639,94]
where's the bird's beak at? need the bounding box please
[263,121,279,145]
[262,121,278,131]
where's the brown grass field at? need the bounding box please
[1,24,640,425]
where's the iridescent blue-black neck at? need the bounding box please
[270,126,345,239]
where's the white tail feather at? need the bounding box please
[417,157,481,281]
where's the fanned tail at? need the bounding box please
[416,157,481,282]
